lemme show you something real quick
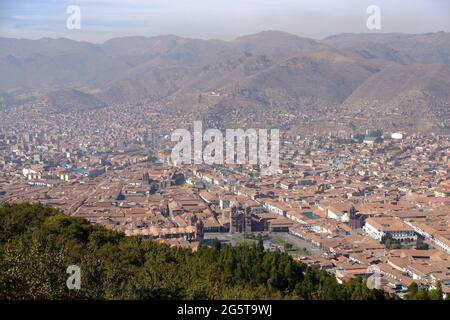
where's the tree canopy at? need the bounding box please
[0,203,393,300]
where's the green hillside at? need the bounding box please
[0,203,391,300]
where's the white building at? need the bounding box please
[364,217,417,242]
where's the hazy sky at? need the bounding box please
[1,0,450,42]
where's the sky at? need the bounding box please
[1,0,450,42]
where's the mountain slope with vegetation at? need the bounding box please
[0,203,392,300]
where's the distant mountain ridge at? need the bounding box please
[1,31,449,132]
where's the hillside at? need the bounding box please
[341,64,450,132]
[0,203,391,300]
[323,32,450,65]
[1,31,450,132]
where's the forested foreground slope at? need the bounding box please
[0,203,395,300]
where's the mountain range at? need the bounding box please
[1,30,449,132]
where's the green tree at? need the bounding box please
[405,282,419,300]
[0,203,393,300]
[429,282,443,300]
